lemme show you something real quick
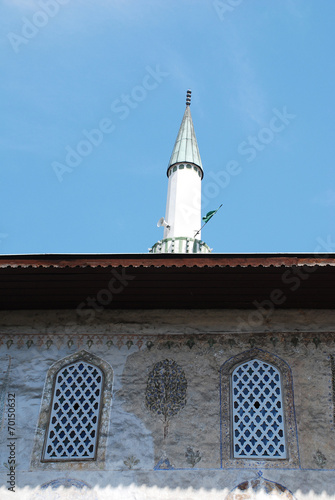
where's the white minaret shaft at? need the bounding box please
[150,90,211,254]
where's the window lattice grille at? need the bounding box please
[44,361,103,461]
[232,359,286,459]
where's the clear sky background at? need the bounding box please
[1,0,334,254]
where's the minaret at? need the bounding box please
[150,91,212,254]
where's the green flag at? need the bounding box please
[202,209,218,223]
[195,204,222,237]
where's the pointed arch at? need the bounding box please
[220,348,299,469]
[31,350,113,470]
[225,476,297,500]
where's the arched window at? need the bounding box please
[232,359,286,459]
[220,349,299,469]
[31,350,113,470]
[43,361,103,461]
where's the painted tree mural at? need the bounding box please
[145,359,187,438]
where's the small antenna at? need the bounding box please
[186,89,191,106]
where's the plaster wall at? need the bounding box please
[1,308,335,500]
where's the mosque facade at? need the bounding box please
[1,93,335,500]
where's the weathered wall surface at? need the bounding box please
[1,308,335,499]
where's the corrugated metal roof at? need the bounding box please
[0,253,334,269]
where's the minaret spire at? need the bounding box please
[150,91,212,254]
[168,91,203,174]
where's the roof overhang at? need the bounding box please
[0,253,334,310]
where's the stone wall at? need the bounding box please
[1,309,335,499]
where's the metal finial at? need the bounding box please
[186,89,191,106]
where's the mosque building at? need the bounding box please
[1,92,335,500]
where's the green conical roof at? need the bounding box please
[168,102,203,170]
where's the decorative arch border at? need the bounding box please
[31,478,96,500]
[220,348,300,469]
[30,350,113,470]
[225,473,297,500]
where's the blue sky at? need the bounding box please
[1,0,334,254]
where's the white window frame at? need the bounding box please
[31,350,113,471]
[43,361,103,461]
[232,359,286,459]
[220,348,300,469]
